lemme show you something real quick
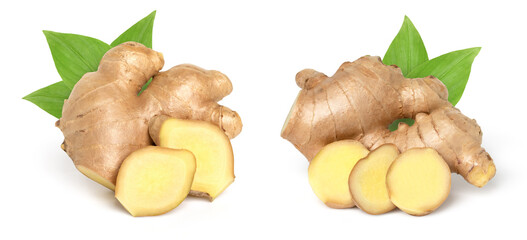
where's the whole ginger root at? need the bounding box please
[57,42,242,190]
[281,56,495,187]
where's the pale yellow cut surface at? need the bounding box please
[349,144,399,215]
[308,140,369,208]
[115,146,196,217]
[386,148,451,216]
[157,119,234,201]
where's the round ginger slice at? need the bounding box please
[115,146,196,217]
[308,140,369,208]
[349,144,399,215]
[386,148,451,216]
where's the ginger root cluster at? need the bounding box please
[58,42,242,191]
[56,42,241,216]
[281,56,495,187]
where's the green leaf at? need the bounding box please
[111,11,156,48]
[383,16,428,76]
[23,81,70,118]
[43,31,111,90]
[407,47,481,106]
[138,78,152,96]
[388,118,415,132]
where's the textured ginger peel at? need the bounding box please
[57,42,242,190]
[308,140,369,208]
[149,116,235,201]
[281,56,494,187]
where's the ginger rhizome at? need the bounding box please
[149,116,235,201]
[115,146,196,217]
[386,148,451,216]
[281,56,494,187]
[349,144,399,215]
[308,140,369,208]
[57,42,242,190]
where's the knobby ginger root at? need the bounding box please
[349,144,399,215]
[386,148,451,216]
[115,146,196,217]
[57,42,242,190]
[281,56,495,187]
[308,140,369,208]
[149,116,234,201]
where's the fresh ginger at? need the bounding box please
[115,146,196,217]
[149,116,234,201]
[386,148,451,216]
[308,140,369,208]
[349,144,399,215]
[57,42,242,190]
[281,56,495,187]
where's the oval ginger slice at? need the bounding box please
[349,144,399,215]
[386,148,451,216]
[115,146,196,217]
[308,140,369,208]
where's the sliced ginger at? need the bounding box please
[149,116,234,201]
[386,148,451,216]
[349,144,399,215]
[308,140,369,208]
[115,146,196,217]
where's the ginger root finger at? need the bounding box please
[386,148,451,216]
[149,116,234,201]
[308,140,369,208]
[58,42,242,190]
[376,108,496,187]
[281,55,495,187]
[115,146,196,217]
[349,144,399,215]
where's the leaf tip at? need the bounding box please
[402,15,416,28]
[42,30,61,40]
[145,10,157,21]
[22,91,36,101]
[461,47,482,57]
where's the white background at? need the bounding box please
[1,0,525,239]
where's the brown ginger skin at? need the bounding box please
[281,56,495,187]
[58,42,242,189]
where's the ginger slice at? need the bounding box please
[349,144,399,215]
[149,116,234,201]
[386,148,451,216]
[115,146,196,217]
[308,140,369,208]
